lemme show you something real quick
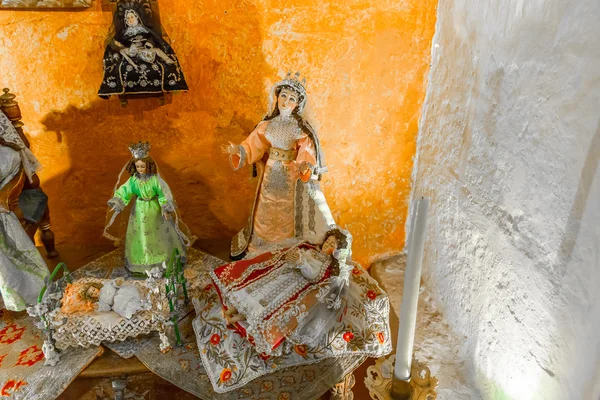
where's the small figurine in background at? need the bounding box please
[0,112,48,311]
[104,141,194,276]
[224,72,335,259]
[98,0,188,99]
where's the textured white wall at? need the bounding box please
[410,0,600,399]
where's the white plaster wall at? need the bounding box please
[409,0,600,399]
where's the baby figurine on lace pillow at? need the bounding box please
[60,278,147,319]
[27,265,182,366]
[211,226,352,357]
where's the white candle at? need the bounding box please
[394,197,429,382]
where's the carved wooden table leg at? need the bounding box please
[328,373,355,400]
[39,207,58,258]
[111,375,128,400]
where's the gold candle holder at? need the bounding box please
[365,355,438,400]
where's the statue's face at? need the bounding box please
[135,160,147,174]
[86,286,100,299]
[277,88,298,117]
[126,11,139,27]
[321,235,339,255]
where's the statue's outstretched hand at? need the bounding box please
[226,313,246,324]
[220,142,239,155]
[284,248,301,264]
[223,305,245,324]
[299,161,312,175]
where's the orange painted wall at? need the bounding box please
[0,0,437,266]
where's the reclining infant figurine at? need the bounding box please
[61,278,145,319]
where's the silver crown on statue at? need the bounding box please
[280,71,307,96]
[129,141,151,159]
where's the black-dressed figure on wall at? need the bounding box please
[98,0,188,98]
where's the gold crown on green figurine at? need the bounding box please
[129,141,151,159]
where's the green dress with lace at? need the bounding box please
[111,174,185,274]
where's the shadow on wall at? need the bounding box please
[556,121,600,277]
[553,120,600,399]
[37,3,272,248]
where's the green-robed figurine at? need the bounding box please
[103,141,194,276]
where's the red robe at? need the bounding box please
[211,244,336,355]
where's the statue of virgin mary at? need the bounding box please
[225,72,335,259]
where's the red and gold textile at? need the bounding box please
[0,310,101,400]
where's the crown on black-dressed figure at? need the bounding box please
[280,71,307,96]
[129,141,151,159]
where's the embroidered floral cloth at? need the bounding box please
[0,310,101,400]
[135,324,368,400]
[193,260,392,393]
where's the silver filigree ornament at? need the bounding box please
[128,140,151,159]
[263,161,290,196]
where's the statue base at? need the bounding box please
[365,355,438,400]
